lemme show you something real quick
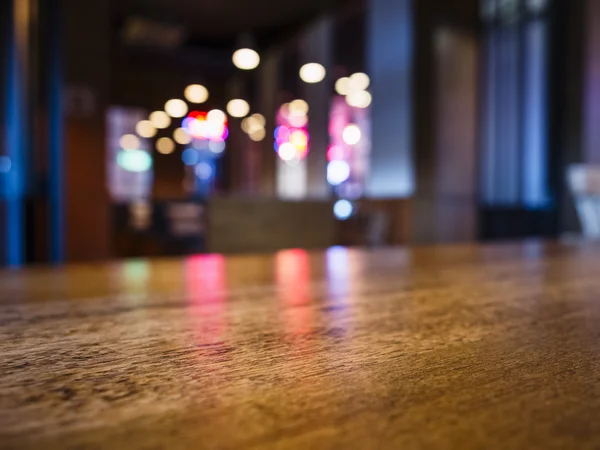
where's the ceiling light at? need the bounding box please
[335,77,351,95]
[149,111,171,129]
[289,99,309,116]
[349,72,370,91]
[207,109,226,123]
[184,84,209,103]
[249,128,266,141]
[346,90,372,108]
[173,128,191,145]
[156,137,175,154]
[119,134,140,150]
[227,99,250,118]
[299,63,326,83]
[135,120,157,138]
[342,124,361,145]
[232,48,260,70]
[164,99,188,118]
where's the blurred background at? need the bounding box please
[0,0,597,265]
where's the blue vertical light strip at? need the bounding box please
[497,25,521,205]
[366,0,414,197]
[48,0,64,262]
[4,0,25,267]
[482,30,497,204]
[522,18,549,208]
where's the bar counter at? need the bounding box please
[2,241,600,449]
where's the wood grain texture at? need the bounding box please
[2,241,600,449]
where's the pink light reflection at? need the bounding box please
[275,249,311,337]
[186,254,227,347]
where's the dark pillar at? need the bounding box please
[302,17,332,199]
[46,0,65,262]
[61,0,111,261]
[258,50,280,197]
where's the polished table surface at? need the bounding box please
[3,241,600,449]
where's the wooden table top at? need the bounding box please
[2,241,600,449]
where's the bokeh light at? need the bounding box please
[327,145,346,161]
[327,160,351,185]
[335,77,351,95]
[290,130,308,148]
[120,134,140,150]
[173,128,192,145]
[184,110,229,142]
[278,142,297,161]
[349,72,370,91]
[184,84,209,103]
[288,115,308,128]
[0,156,11,173]
[165,99,188,118]
[117,149,152,172]
[227,99,250,118]
[250,113,266,127]
[135,120,157,138]
[208,140,226,154]
[299,63,326,83]
[333,199,353,220]
[156,137,175,154]
[181,148,199,166]
[232,48,260,70]
[342,124,361,145]
[242,115,263,133]
[275,103,309,162]
[195,162,213,180]
[149,111,171,129]
[289,99,309,116]
[346,90,372,108]
[249,128,266,141]
[207,109,226,124]
[275,126,290,143]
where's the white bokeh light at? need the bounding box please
[346,90,372,108]
[119,134,140,150]
[149,111,171,129]
[232,48,260,70]
[335,77,350,95]
[135,120,157,138]
[342,124,361,145]
[349,72,370,91]
[278,142,296,161]
[333,199,353,220]
[299,63,326,83]
[207,109,226,123]
[250,113,266,127]
[184,84,209,103]
[242,115,263,134]
[164,99,188,118]
[226,99,250,118]
[289,99,309,116]
[173,128,192,145]
[327,160,351,185]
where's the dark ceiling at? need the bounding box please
[113,0,348,50]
